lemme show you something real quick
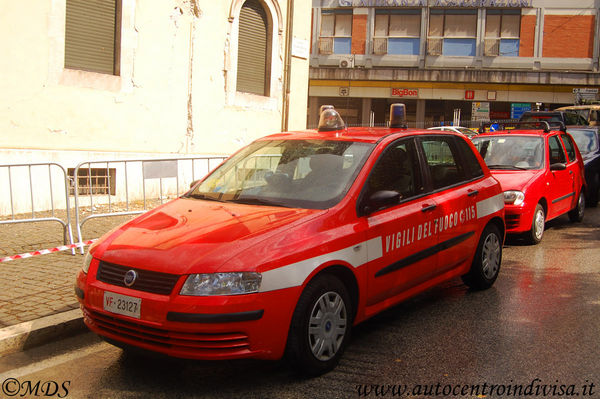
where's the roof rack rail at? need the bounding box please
[478,120,565,134]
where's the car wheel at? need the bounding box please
[588,174,599,208]
[286,274,352,376]
[528,204,545,244]
[462,224,502,290]
[568,190,585,222]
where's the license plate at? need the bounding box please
[103,291,141,319]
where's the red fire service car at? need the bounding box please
[471,122,586,244]
[76,105,505,375]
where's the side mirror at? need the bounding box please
[550,163,567,171]
[361,190,401,216]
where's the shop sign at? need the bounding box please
[336,0,531,7]
[573,88,599,102]
[465,90,475,100]
[471,102,490,122]
[510,102,531,119]
[339,87,350,96]
[391,88,419,98]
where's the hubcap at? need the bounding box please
[534,208,545,240]
[481,232,501,279]
[308,291,347,361]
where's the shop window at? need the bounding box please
[485,9,520,57]
[374,9,421,55]
[237,0,271,96]
[428,9,477,57]
[319,10,352,55]
[65,0,121,75]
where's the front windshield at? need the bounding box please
[472,136,544,170]
[185,139,374,209]
[568,128,599,154]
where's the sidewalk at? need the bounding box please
[0,214,137,355]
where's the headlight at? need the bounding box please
[82,251,93,274]
[180,272,262,296]
[503,190,525,206]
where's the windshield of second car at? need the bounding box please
[568,128,599,154]
[472,136,544,170]
[186,139,374,209]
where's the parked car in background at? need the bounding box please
[472,123,586,244]
[567,126,600,206]
[556,104,600,127]
[519,110,589,126]
[427,126,478,138]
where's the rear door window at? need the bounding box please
[419,136,468,190]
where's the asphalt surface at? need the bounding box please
[0,208,598,398]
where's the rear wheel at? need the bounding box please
[462,224,502,290]
[286,275,352,376]
[528,204,545,244]
[568,190,585,222]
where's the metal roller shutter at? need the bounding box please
[236,0,268,96]
[65,0,118,75]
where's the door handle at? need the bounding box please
[467,189,479,197]
[421,204,437,212]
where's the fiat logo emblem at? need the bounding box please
[124,270,138,287]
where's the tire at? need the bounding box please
[568,190,585,222]
[286,274,352,377]
[528,204,545,245]
[462,224,502,290]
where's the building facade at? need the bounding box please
[308,0,600,128]
[0,0,311,215]
[1,0,310,162]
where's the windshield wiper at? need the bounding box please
[184,193,225,202]
[487,164,527,170]
[228,197,287,207]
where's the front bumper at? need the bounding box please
[75,267,301,361]
[504,204,534,234]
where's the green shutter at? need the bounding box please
[65,0,117,75]
[236,0,268,96]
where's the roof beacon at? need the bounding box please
[319,105,335,114]
[318,107,346,132]
[389,103,407,129]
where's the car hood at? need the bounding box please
[488,169,543,191]
[93,198,325,274]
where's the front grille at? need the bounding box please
[84,308,251,354]
[97,261,180,295]
[505,214,520,229]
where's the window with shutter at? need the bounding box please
[485,9,520,57]
[237,0,270,96]
[374,9,421,56]
[428,9,477,57]
[64,0,121,75]
[319,10,352,55]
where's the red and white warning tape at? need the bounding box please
[0,240,97,263]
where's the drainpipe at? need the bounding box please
[282,0,294,132]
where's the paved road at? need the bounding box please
[0,208,598,399]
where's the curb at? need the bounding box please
[0,309,86,357]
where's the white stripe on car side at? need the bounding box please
[259,237,382,293]
[477,193,504,219]
[260,193,503,293]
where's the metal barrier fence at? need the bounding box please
[72,156,227,253]
[0,163,75,254]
